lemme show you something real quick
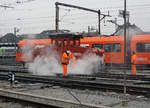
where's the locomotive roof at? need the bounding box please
[132,34,150,41]
[18,39,51,46]
[49,33,83,39]
[104,35,124,42]
[80,36,105,43]
[81,35,124,43]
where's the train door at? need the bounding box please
[132,42,150,64]
[131,35,150,65]
[104,43,124,64]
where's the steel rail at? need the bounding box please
[0,67,150,81]
[0,74,149,97]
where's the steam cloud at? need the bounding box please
[68,53,102,75]
[28,45,62,76]
[26,46,103,76]
[28,55,62,76]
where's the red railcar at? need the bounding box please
[49,33,103,60]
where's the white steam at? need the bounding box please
[68,53,102,75]
[28,45,62,76]
[28,55,62,76]
[22,49,33,62]
[27,46,103,76]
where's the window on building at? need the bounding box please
[92,44,103,49]
[104,43,121,52]
[136,43,150,52]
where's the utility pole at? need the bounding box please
[123,0,127,95]
[55,4,59,33]
[118,1,128,106]
[98,10,101,34]
[88,26,90,34]
[14,27,17,50]
[14,27,19,50]
[55,2,111,34]
[122,0,129,106]
[115,18,117,31]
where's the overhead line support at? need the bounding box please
[55,2,111,35]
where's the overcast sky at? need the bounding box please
[0,0,150,35]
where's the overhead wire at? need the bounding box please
[0,3,150,21]
[1,1,150,34]
[8,3,150,11]
[0,7,149,24]
[0,10,149,26]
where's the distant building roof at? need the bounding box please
[112,23,144,36]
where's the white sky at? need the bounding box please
[0,0,150,35]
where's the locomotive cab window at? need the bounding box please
[63,40,67,46]
[104,43,121,52]
[136,43,150,52]
[20,45,33,53]
[76,40,80,46]
[58,41,62,47]
[70,40,74,46]
[92,44,103,49]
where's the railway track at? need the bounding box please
[0,73,150,97]
[0,63,150,97]
[0,88,108,108]
[56,72,150,81]
[0,65,150,81]
[1,62,150,75]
